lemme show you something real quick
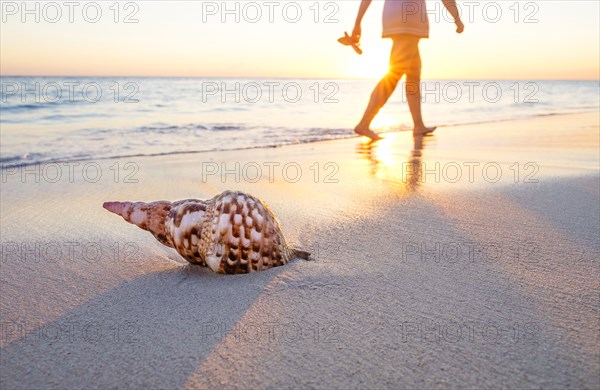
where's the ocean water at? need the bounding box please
[1,77,598,167]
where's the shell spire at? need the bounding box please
[103,200,175,248]
[103,191,310,274]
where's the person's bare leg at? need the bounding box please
[354,73,401,140]
[406,76,436,136]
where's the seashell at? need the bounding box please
[103,190,310,274]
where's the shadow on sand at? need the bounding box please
[0,262,287,389]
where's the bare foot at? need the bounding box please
[355,126,382,141]
[413,126,436,136]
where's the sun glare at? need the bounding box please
[370,112,405,131]
[345,42,390,79]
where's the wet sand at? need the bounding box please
[1,112,598,389]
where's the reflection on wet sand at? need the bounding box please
[356,133,430,192]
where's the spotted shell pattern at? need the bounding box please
[104,191,302,274]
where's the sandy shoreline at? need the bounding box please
[1,112,599,389]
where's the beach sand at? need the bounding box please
[1,112,598,389]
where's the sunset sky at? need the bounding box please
[1,0,598,79]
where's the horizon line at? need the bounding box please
[1,74,598,82]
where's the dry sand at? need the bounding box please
[1,112,599,389]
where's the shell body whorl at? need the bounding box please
[105,191,296,274]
